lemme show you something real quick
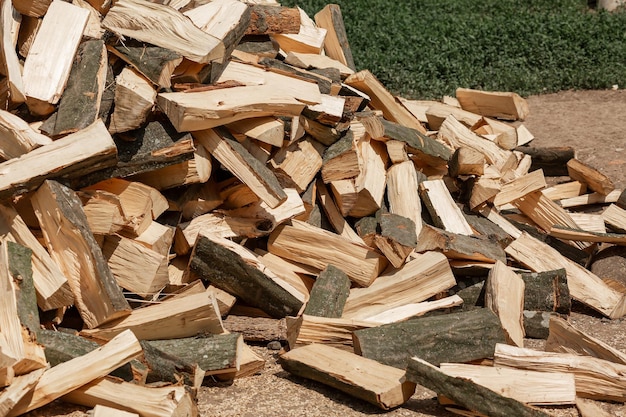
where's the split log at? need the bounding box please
[268,219,388,287]
[342,251,456,320]
[284,51,354,79]
[542,181,587,201]
[362,295,464,325]
[548,225,626,245]
[102,0,224,64]
[558,189,622,209]
[0,368,46,417]
[7,330,142,417]
[0,109,50,161]
[254,249,314,298]
[576,398,613,417]
[22,0,89,115]
[419,179,474,236]
[374,213,416,268]
[0,0,25,108]
[438,115,517,172]
[602,204,626,232]
[270,137,324,193]
[108,67,156,134]
[493,169,546,207]
[223,315,286,344]
[514,146,575,177]
[139,340,203,389]
[0,204,73,311]
[189,233,304,318]
[246,4,300,35]
[567,158,614,196]
[62,376,198,417]
[81,291,224,341]
[386,160,423,239]
[378,118,451,167]
[316,180,364,244]
[353,308,506,368]
[279,343,416,410]
[484,260,525,347]
[146,332,243,376]
[415,224,506,263]
[314,4,356,71]
[92,405,139,417]
[512,190,580,235]
[108,40,182,88]
[345,70,426,133]
[448,147,485,178]
[0,119,117,201]
[425,101,482,131]
[520,269,571,314]
[42,39,107,137]
[494,343,626,402]
[271,8,326,54]
[545,315,626,364]
[302,265,350,318]
[321,130,360,183]
[286,314,375,351]
[32,180,131,329]
[227,117,285,147]
[405,357,552,417]
[469,177,501,209]
[438,363,576,405]
[455,87,529,121]
[505,232,626,319]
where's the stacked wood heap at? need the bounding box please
[2,0,626,415]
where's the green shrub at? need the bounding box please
[279,0,626,99]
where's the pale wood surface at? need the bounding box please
[387,160,423,239]
[485,260,525,346]
[419,179,474,236]
[108,67,156,134]
[456,87,530,121]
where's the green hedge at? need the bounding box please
[279,0,626,99]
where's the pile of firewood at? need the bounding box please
[2,0,626,416]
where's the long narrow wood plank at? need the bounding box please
[31,180,131,329]
[419,179,474,236]
[485,260,525,347]
[314,4,356,71]
[102,0,224,64]
[0,0,25,108]
[22,0,89,115]
[0,120,117,201]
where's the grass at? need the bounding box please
[279,0,626,99]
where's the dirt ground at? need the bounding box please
[24,89,626,417]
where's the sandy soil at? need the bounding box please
[23,89,626,417]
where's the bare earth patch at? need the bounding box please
[25,89,626,417]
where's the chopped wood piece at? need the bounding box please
[223,315,286,343]
[62,376,198,417]
[0,109,50,161]
[602,203,626,232]
[345,70,426,133]
[374,213,416,268]
[425,101,482,131]
[92,405,139,417]
[512,190,580,234]
[548,225,626,245]
[0,0,25,108]
[576,398,613,417]
[485,261,525,346]
[227,117,285,147]
[353,308,506,369]
[379,118,451,167]
[270,137,323,193]
[520,269,571,314]
[7,330,142,416]
[0,368,46,417]
[405,357,552,417]
[545,315,626,364]
[108,40,182,88]
[22,0,89,115]
[286,314,375,351]
[567,158,615,196]
[102,234,168,298]
[345,139,386,217]
[314,4,356,71]
[321,130,360,183]
[469,177,501,209]
[542,181,587,201]
[342,251,456,320]
[146,332,243,376]
[494,343,626,402]
[456,88,530,121]
[102,0,224,64]
[245,4,300,35]
[493,169,547,207]
[439,363,576,405]
[280,343,416,410]
[386,160,423,239]
[271,8,326,54]
[32,180,131,329]
[43,40,107,137]
[505,232,626,319]
[302,265,350,318]
[514,146,575,177]
[415,224,506,263]
[316,180,364,244]
[189,233,304,318]
[448,147,485,178]
[420,179,474,236]
[0,120,117,201]
[108,67,156,134]
[438,115,517,172]
[0,204,73,311]
[558,189,622,209]
[364,295,464,325]
[268,220,387,287]
[285,52,354,78]
[81,292,224,341]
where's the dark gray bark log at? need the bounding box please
[514,146,575,177]
[378,118,451,167]
[519,269,571,314]
[8,242,39,337]
[303,264,350,318]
